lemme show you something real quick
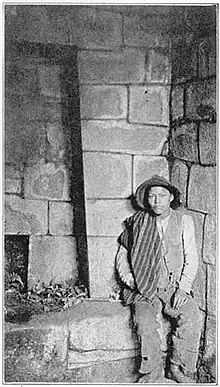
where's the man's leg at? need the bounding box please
[134,298,164,382]
[164,295,202,382]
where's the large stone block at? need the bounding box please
[171,123,199,162]
[5,121,46,165]
[68,301,138,352]
[5,164,22,194]
[198,36,216,79]
[203,316,217,380]
[5,93,46,125]
[129,86,169,126]
[170,159,188,206]
[199,122,216,165]
[49,202,74,235]
[185,79,216,120]
[24,163,70,201]
[38,65,61,99]
[46,121,72,165]
[203,214,216,265]
[5,196,48,235]
[85,199,134,237]
[124,14,170,48]
[171,85,184,120]
[145,49,171,83]
[5,179,21,195]
[87,237,119,298]
[207,265,217,317]
[28,236,78,288]
[171,34,197,84]
[10,5,70,45]
[5,59,38,97]
[80,86,127,119]
[69,7,122,49]
[83,152,132,199]
[133,156,169,192]
[188,165,216,213]
[5,311,69,382]
[78,49,146,84]
[81,120,169,155]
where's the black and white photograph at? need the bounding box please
[3,2,218,384]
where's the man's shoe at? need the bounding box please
[167,364,196,383]
[136,366,164,383]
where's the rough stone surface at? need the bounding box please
[203,214,216,265]
[81,120,169,155]
[5,121,46,165]
[188,165,216,213]
[171,34,197,83]
[5,59,38,96]
[8,5,70,45]
[24,163,70,201]
[198,36,216,79]
[78,49,146,84]
[69,7,122,49]
[5,93,46,125]
[80,85,127,119]
[208,36,216,77]
[46,121,72,165]
[49,202,74,235]
[5,311,69,383]
[83,152,132,199]
[171,85,184,119]
[133,156,169,192]
[124,14,170,48]
[38,65,61,99]
[5,179,21,195]
[207,265,216,317]
[85,199,134,237]
[5,196,48,235]
[172,123,199,162]
[185,79,216,120]
[28,236,78,288]
[145,49,171,83]
[199,122,216,165]
[87,237,119,298]
[203,316,217,380]
[129,85,169,126]
[68,301,138,352]
[170,159,188,206]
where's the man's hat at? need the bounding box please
[134,175,181,210]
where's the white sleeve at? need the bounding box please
[115,245,134,285]
[179,214,199,294]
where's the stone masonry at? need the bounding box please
[170,9,217,381]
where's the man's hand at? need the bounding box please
[172,289,189,310]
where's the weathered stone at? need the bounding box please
[199,122,216,165]
[28,236,78,287]
[85,199,134,237]
[80,86,127,119]
[5,179,21,194]
[188,165,216,213]
[5,311,69,382]
[171,85,184,119]
[81,120,169,155]
[203,214,216,265]
[5,93,46,125]
[172,123,199,162]
[185,79,216,120]
[198,38,210,79]
[171,34,197,83]
[203,316,217,380]
[145,49,171,83]
[46,121,72,165]
[124,14,170,48]
[208,36,216,76]
[49,202,74,235]
[207,265,216,317]
[170,159,188,206]
[5,164,23,179]
[83,152,132,199]
[5,59,38,96]
[38,65,61,99]
[69,7,122,49]
[78,49,146,84]
[5,196,48,235]
[129,86,169,126]
[10,5,70,45]
[87,237,119,298]
[5,121,46,165]
[24,163,70,201]
[69,301,138,353]
[133,156,169,192]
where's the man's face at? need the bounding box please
[148,186,173,216]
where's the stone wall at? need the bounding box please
[5,5,172,297]
[170,7,216,381]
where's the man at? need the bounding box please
[116,175,202,383]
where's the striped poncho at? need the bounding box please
[118,211,162,305]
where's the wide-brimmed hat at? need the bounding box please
[135,175,181,210]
